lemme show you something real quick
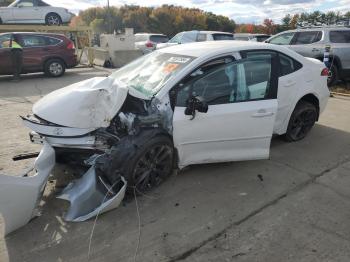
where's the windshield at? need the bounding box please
[169,33,183,43]
[110,51,195,97]
[9,0,20,7]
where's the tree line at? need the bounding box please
[73,5,236,37]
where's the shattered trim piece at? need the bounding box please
[0,142,55,235]
[57,167,127,222]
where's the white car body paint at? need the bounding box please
[0,1,73,24]
[173,99,278,167]
[0,142,55,235]
[1,41,329,235]
[33,77,129,129]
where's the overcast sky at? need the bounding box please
[45,0,350,24]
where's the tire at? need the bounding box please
[123,135,174,193]
[45,13,62,25]
[327,63,338,87]
[284,101,318,142]
[44,59,65,77]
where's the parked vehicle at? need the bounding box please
[265,26,350,85]
[156,30,234,49]
[0,0,74,25]
[0,41,330,234]
[0,32,77,77]
[233,33,271,42]
[135,33,169,54]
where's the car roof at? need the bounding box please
[234,33,269,36]
[135,33,167,36]
[284,27,350,33]
[0,32,65,37]
[157,40,285,57]
[179,30,233,35]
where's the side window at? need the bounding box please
[293,31,322,45]
[175,54,273,106]
[330,31,350,43]
[269,32,295,45]
[21,35,47,47]
[37,0,49,6]
[46,37,61,46]
[213,34,234,40]
[0,34,11,47]
[196,33,207,42]
[279,53,302,77]
[17,0,34,7]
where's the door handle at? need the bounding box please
[312,48,320,52]
[252,110,274,118]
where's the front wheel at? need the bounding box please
[45,13,62,25]
[125,136,174,193]
[44,59,65,77]
[284,101,318,142]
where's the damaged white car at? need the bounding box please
[0,41,329,235]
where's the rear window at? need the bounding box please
[150,35,169,43]
[213,34,234,40]
[279,53,302,76]
[330,30,350,43]
[293,31,322,45]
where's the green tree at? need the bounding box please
[0,0,13,7]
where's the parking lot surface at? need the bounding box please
[0,68,350,262]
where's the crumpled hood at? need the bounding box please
[33,77,129,129]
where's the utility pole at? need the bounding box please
[107,0,112,34]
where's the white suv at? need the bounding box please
[0,0,73,25]
[0,41,329,234]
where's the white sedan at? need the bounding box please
[0,41,329,234]
[0,0,73,25]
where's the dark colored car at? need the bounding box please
[0,32,77,77]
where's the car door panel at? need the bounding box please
[173,99,277,167]
[0,7,14,23]
[0,48,13,75]
[173,53,278,168]
[290,31,324,58]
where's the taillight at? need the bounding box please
[145,41,154,48]
[321,68,329,76]
[67,41,75,50]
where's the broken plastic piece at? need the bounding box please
[57,167,126,222]
[0,142,55,235]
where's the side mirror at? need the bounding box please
[185,96,208,119]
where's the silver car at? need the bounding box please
[266,27,350,85]
[134,33,169,54]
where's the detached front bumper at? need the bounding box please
[0,142,55,235]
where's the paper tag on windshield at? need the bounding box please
[168,57,191,64]
[163,63,179,73]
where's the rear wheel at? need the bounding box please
[45,13,62,25]
[124,136,174,193]
[44,59,65,77]
[284,101,318,142]
[327,63,338,87]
